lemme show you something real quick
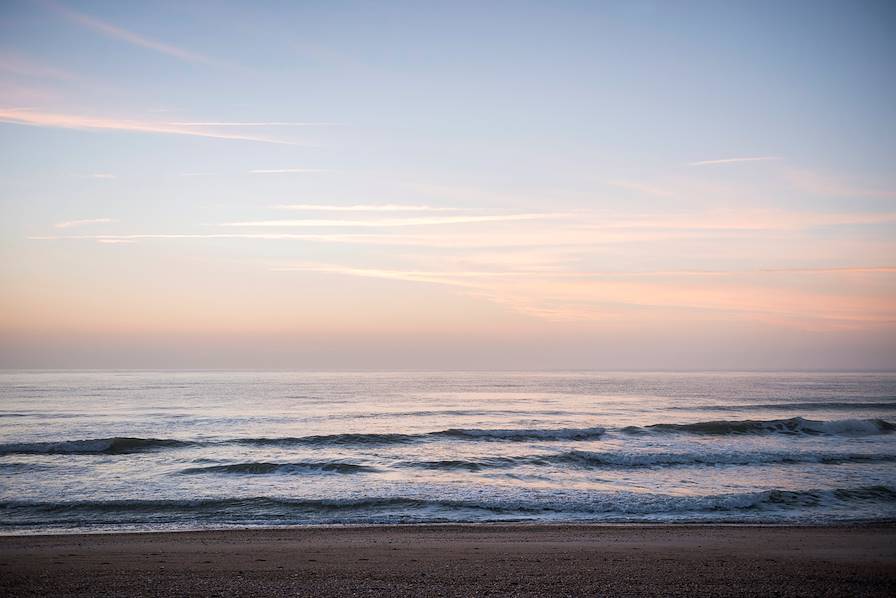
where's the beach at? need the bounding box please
[2,524,894,597]
[3,372,894,595]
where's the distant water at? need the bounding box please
[1,371,894,534]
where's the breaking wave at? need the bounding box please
[0,437,196,455]
[433,426,606,441]
[545,449,896,468]
[2,486,893,527]
[626,417,895,436]
[0,425,608,455]
[677,401,896,412]
[2,418,891,457]
[179,462,376,475]
[398,450,896,471]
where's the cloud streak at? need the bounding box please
[577,210,896,231]
[248,168,329,174]
[31,208,896,248]
[0,108,296,144]
[271,262,896,327]
[273,204,459,212]
[273,263,896,279]
[689,156,781,166]
[29,233,390,242]
[42,0,212,64]
[169,122,340,127]
[218,214,562,227]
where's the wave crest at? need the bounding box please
[179,462,375,475]
[0,437,195,455]
[632,417,895,436]
[2,418,890,457]
[2,486,893,527]
[434,426,606,441]
[550,449,896,468]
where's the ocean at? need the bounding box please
[1,371,894,533]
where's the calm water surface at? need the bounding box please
[1,371,894,533]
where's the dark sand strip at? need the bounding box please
[1,525,894,597]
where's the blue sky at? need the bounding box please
[1,1,894,369]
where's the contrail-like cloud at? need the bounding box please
[248,168,329,174]
[0,108,296,144]
[41,0,212,64]
[218,214,562,227]
[272,263,896,279]
[273,204,459,212]
[266,263,896,326]
[170,122,340,127]
[28,233,387,242]
[689,156,781,166]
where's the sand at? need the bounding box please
[1,524,894,596]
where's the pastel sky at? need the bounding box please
[1,1,895,369]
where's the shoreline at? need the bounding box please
[3,524,894,596]
[3,519,895,537]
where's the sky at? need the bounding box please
[1,0,895,370]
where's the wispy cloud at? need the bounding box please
[25,230,711,247]
[29,233,389,242]
[28,213,896,331]
[218,214,562,227]
[169,121,340,127]
[273,204,459,212]
[270,264,485,287]
[30,229,896,281]
[271,262,896,328]
[54,218,116,229]
[248,168,329,174]
[0,108,296,144]
[42,0,212,64]
[689,156,781,166]
[95,238,135,244]
[565,209,896,233]
[273,263,896,280]
[33,208,896,248]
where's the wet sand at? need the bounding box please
[1,524,894,597]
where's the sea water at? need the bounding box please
[1,371,894,533]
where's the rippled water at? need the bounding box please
[1,371,894,533]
